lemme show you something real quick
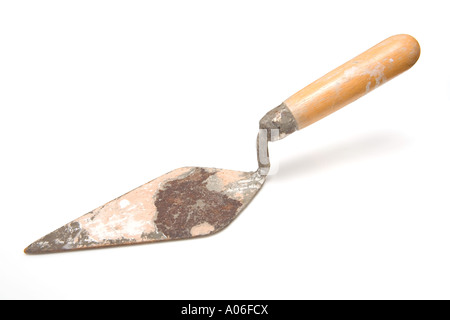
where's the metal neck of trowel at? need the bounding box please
[257,103,298,176]
[256,130,270,176]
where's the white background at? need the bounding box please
[1,1,449,300]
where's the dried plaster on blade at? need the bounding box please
[25,165,267,253]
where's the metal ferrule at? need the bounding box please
[258,103,298,141]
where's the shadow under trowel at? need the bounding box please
[272,132,409,182]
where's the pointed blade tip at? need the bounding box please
[24,242,44,255]
[24,239,61,255]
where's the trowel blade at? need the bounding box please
[24,167,266,254]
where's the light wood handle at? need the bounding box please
[260,34,420,140]
[286,34,420,129]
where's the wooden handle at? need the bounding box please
[286,34,420,129]
[259,34,420,141]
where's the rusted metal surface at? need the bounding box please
[24,167,266,254]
